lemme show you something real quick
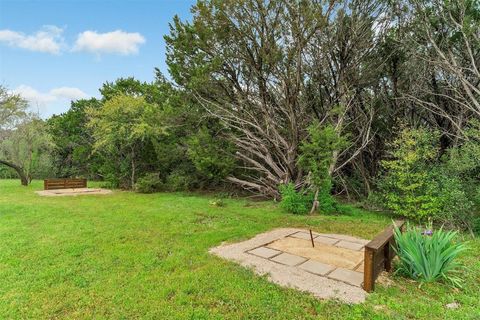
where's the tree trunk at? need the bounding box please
[0,159,29,186]
[310,188,319,214]
[131,149,136,189]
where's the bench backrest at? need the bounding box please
[363,220,405,292]
[44,178,87,190]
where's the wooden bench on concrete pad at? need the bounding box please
[44,178,87,190]
[363,220,405,292]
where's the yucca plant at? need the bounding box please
[393,222,467,287]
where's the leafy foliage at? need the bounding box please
[394,223,467,286]
[87,94,165,188]
[187,126,235,184]
[379,123,479,229]
[0,117,53,183]
[379,128,442,221]
[436,120,480,231]
[134,173,163,193]
[164,168,193,191]
[299,123,347,213]
[279,183,314,215]
[0,85,27,129]
[35,0,480,233]
[47,98,101,178]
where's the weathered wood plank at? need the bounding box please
[44,178,87,190]
[363,247,375,292]
[363,220,405,292]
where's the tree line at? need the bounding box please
[1,0,479,231]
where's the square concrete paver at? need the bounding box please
[314,236,340,245]
[335,240,365,251]
[299,260,336,276]
[210,228,369,304]
[271,252,307,266]
[355,263,364,272]
[328,268,363,287]
[248,247,281,259]
[322,234,370,245]
[290,231,318,241]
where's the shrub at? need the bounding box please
[209,198,225,207]
[316,179,337,213]
[279,183,313,215]
[187,126,236,183]
[298,123,347,213]
[473,217,480,236]
[377,124,480,230]
[135,173,163,193]
[393,223,467,287]
[165,169,192,191]
[379,127,442,221]
[430,173,475,231]
[437,120,480,231]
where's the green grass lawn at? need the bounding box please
[0,180,479,319]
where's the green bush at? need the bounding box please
[430,173,475,231]
[165,169,192,191]
[279,183,313,215]
[135,173,163,193]
[393,222,467,287]
[378,125,480,229]
[473,217,480,236]
[187,126,236,183]
[209,198,225,207]
[316,179,337,213]
[379,127,442,221]
[438,120,480,231]
[298,123,346,214]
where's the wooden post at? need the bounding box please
[363,247,375,292]
[384,240,391,272]
[309,229,315,248]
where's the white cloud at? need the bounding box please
[12,85,57,105]
[12,85,89,109]
[0,25,64,54]
[73,30,145,55]
[50,87,88,100]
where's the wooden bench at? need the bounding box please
[363,220,405,292]
[44,178,87,190]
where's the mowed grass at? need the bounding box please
[0,180,479,319]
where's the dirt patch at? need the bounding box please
[35,188,112,197]
[267,237,363,270]
[209,228,368,304]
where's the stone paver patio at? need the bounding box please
[35,188,112,197]
[209,228,370,304]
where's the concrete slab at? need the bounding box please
[290,231,318,240]
[355,263,364,273]
[271,252,307,266]
[248,247,281,259]
[209,228,369,304]
[35,188,112,197]
[314,236,340,245]
[335,240,365,251]
[328,268,364,287]
[267,237,363,269]
[299,260,335,276]
[322,234,370,245]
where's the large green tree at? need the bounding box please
[0,86,30,185]
[47,98,101,178]
[87,94,165,188]
[0,116,53,185]
[165,0,386,199]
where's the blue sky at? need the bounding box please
[0,0,195,117]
